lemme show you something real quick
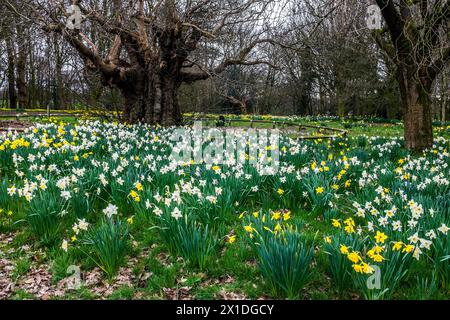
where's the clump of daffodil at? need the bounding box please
[343,218,355,234]
[242,209,296,239]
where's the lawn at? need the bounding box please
[0,116,449,300]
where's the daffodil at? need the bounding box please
[130,190,141,202]
[135,182,143,191]
[244,225,254,233]
[402,244,414,253]
[347,251,361,263]
[331,219,341,228]
[340,245,349,255]
[361,262,374,274]
[272,211,281,220]
[374,231,388,244]
[61,239,68,252]
[352,263,363,273]
[344,225,355,234]
[372,254,385,263]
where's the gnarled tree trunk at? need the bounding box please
[120,67,182,126]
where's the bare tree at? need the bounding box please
[18,0,282,125]
[374,0,450,151]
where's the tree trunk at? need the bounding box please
[398,68,433,152]
[121,68,182,125]
[337,93,345,118]
[29,41,37,109]
[442,72,448,124]
[6,38,17,110]
[17,38,28,109]
[53,33,64,110]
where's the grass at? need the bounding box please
[12,258,31,280]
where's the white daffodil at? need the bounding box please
[171,207,182,220]
[438,224,449,234]
[61,239,68,252]
[103,204,118,218]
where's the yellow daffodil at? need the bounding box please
[344,225,355,234]
[340,245,349,255]
[332,219,341,228]
[361,262,374,274]
[344,218,355,226]
[274,223,282,232]
[374,231,388,244]
[372,254,385,263]
[402,244,414,253]
[272,211,281,220]
[352,263,363,273]
[135,182,143,191]
[244,225,254,233]
[392,241,403,251]
[347,252,361,263]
